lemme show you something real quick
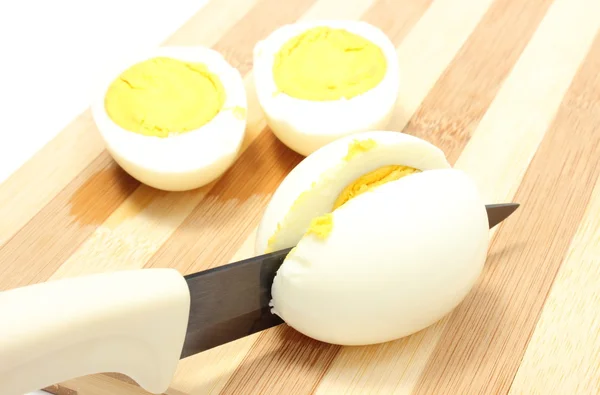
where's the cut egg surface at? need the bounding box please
[255,131,451,254]
[253,20,400,156]
[255,131,490,346]
[91,46,248,191]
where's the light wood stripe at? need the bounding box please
[0,0,258,248]
[507,34,600,395]
[413,28,600,395]
[361,0,434,41]
[220,0,506,393]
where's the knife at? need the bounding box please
[0,203,518,395]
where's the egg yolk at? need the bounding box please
[333,165,420,210]
[272,27,387,101]
[104,56,226,137]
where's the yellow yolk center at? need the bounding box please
[333,165,421,210]
[272,27,387,101]
[104,56,226,137]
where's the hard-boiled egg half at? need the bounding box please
[255,131,490,346]
[91,46,247,191]
[253,20,399,157]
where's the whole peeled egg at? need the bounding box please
[91,46,247,191]
[255,131,490,346]
[252,20,399,156]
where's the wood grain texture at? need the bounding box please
[412,27,600,395]
[3,0,600,394]
[508,31,600,395]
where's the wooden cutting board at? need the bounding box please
[2,0,600,393]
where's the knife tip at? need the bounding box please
[485,202,520,229]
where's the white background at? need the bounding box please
[0,1,210,393]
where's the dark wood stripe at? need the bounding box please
[223,326,339,395]
[215,0,317,76]
[220,0,554,393]
[43,384,77,395]
[401,0,554,163]
[412,30,600,395]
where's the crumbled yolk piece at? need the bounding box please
[306,213,334,239]
[104,56,226,137]
[272,27,387,101]
[344,138,377,160]
[333,165,420,210]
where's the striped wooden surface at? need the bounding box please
[2,0,600,393]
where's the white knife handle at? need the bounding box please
[0,269,190,395]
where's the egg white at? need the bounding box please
[271,168,490,346]
[255,130,451,254]
[253,20,400,157]
[91,46,247,191]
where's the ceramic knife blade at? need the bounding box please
[179,202,519,358]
